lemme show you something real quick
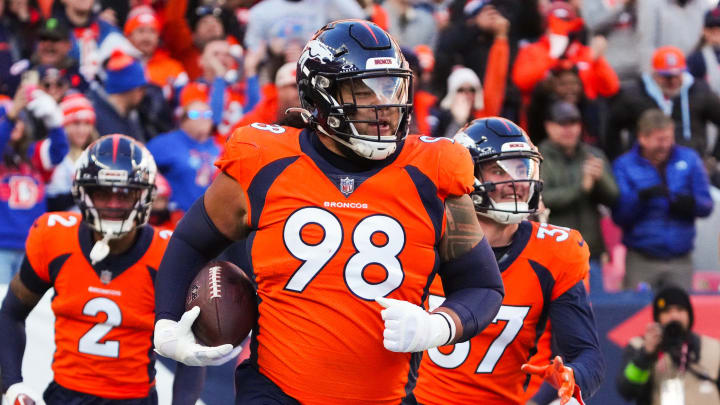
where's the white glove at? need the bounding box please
[376,297,455,353]
[3,382,46,405]
[26,90,63,129]
[153,306,234,366]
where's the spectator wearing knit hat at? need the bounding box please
[46,92,97,212]
[146,84,220,213]
[429,56,509,138]
[88,51,150,142]
[617,285,720,405]
[607,46,720,168]
[125,6,188,102]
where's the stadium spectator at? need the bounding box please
[0,135,208,404]
[242,0,364,54]
[636,0,710,74]
[402,47,436,136]
[52,0,134,82]
[125,6,188,102]
[526,65,604,146]
[384,0,437,48]
[195,37,257,137]
[148,172,181,230]
[430,53,508,138]
[617,286,720,405]
[162,0,227,80]
[612,109,713,291]
[46,92,96,212]
[606,46,720,165]
[88,51,149,141]
[146,85,220,213]
[3,17,86,97]
[538,101,618,294]
[432,0,524,119]
[0,85,68,283]
[356,0,389,31]
[688,7,720,94]
[2,0,42,61]
[231,62,302,129]
[512,1,620,105]
[581,0,641,84]
[0,0,14,96]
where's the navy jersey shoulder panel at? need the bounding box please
[146,265,157,284]
[404,165,444,245]
[246,156,300,229]
[18,255,55,295]
[498,220,533,272]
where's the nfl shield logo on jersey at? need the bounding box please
[340,176,355,196]
[100,270,112,285]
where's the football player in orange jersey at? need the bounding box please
[153,20,505,404]
[409,118,605,405]
[0,135,208,405]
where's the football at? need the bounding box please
[185,260,257,347]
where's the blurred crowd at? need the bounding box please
[1,0,720,296]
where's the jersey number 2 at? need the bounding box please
[427,295,530,373]
[78,297,122,358]
[283,207,405,300]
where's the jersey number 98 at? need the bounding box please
[283,207,405,300]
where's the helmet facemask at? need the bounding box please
[78,184,154,239]
[472,156,543,224]
[308,71,413,161]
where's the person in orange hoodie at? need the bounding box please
[125,6,188,102]
[512,1,619,103]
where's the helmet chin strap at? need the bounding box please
[478,200,531,225]
[317,123,397,160]
[89,234,113,264]
[88,216,137,264]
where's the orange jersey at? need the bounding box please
[215,125,474,404]
[24,212,172,399]
[413,221,590,405]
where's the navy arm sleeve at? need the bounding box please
[438,237,504,342]
[171,362,207,405]
[155,197,233,322]
[0,289,33,392]
[549,281,605,399]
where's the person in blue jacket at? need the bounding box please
[612,109,713,291]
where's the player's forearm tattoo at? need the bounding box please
[439,195,484,262]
